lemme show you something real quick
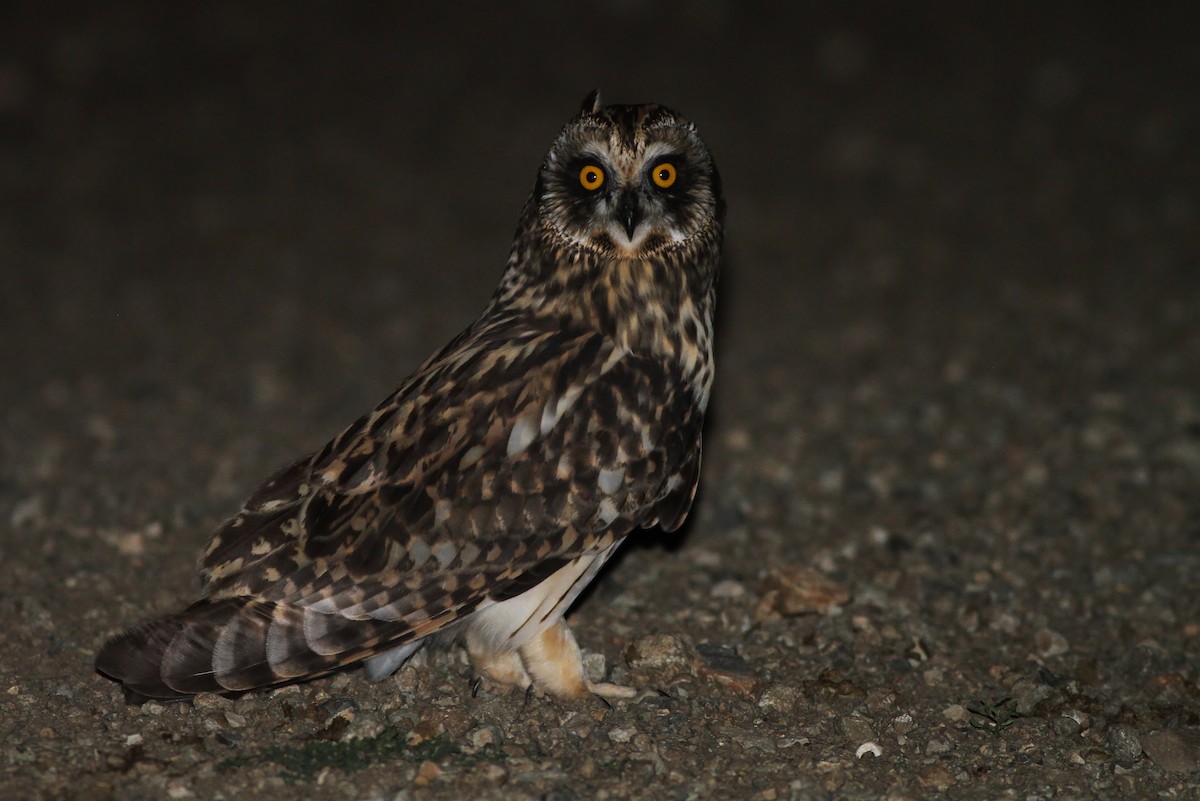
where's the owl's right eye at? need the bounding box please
[579,164,605,191]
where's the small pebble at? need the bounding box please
[469,725,503,749]
[865,689,898,715]
[1035,629,1070,658]
[1106,724,1142,761]
[917,763,956,791]
[1052,716,1082,737]
[1010,680,1053,715]
[840,713,876,743]
[710,579,746,599]
[723,428,751,451]
[140,702,165,717]
[582,651,608,684]
[625,633,697,673]
[479,763,508,783]
[10,496,44,527]
[942,704,969,722]
[925,737,952,756]
[563,714,595,740]
[167,782,194,799]
[406,719,444,746]
[341,713,384,741]
[758,684,802,714]
[412,760,442,786]
[1141,728,1200,772]
[754,566,850,620]
[192,693,230,710]
[607,726,636,744]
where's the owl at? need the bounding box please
[96,91,724,703]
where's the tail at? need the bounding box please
[95,598,411,701]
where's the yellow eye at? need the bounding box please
[652,162,677,189]
[579,164,605,191]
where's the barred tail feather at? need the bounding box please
[95,599,420,701]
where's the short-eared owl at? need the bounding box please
[96,91,724,702]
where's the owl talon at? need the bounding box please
[522,683,536,710]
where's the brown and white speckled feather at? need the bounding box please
[96,92,723,701]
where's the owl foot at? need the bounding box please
[467,648,532,696]
[517,620,637,701]
[466,620,636,702]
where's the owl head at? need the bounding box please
[534,91,724,257]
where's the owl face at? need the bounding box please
[537,95,723,256]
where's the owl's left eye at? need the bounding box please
[651,162,677,189]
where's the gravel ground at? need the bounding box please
[2,3,1198,799]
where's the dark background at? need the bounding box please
[2,3,1198,798]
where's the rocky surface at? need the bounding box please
[2,3,1197,799]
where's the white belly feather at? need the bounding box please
[363,541,621,681]
[464,541,621,653]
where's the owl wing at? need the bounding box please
[97,324,702,698]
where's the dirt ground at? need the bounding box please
[2,3,1198,799]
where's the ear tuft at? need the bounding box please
[580,89,602,114]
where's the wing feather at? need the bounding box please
[194,320,703,671]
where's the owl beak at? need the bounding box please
[617,192,641,240]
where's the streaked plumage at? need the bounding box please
[96,91,724,702]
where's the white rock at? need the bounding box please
[856,742,883,759]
